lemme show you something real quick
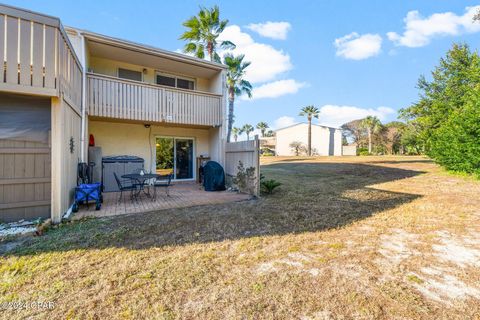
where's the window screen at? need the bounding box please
[156,75,176,87]
[118,68,142,81]
[177,78,195,90]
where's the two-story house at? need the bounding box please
[65,27,227,183]
[0,4,231,224]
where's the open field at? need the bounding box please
[1,156,479,319]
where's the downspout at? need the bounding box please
[80,32,87,162]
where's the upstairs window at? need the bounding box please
[177,78,195,90]
[156,75,176,87]
[118,68,142,82]
[156,73,195,90]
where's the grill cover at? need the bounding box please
[202,161,226,191]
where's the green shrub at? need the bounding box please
[261,179,282,194]
[429,98,480,176]
[400,44,480,177]
[261,148,274,156]
[373,144,386,155]
[233,161,257,194]
[358,147,370,156]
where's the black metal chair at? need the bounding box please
[152,174,173,201]
[113,172,137,202]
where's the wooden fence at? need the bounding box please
[0,4,82,109]
[87,73,223,126]
[0,138,51,222]
[225,135,260,196]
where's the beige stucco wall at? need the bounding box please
[88,56,212,92]
[51,97,82,223]
[88,120,219,176]
[275,123,342,156]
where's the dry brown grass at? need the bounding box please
[1,156,480,319]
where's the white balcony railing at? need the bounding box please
[87,73,223,127]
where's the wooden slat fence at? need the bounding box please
[87,73,222,126]
[0,138,51,222]
[225,135,260,196]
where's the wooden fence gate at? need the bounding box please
[0,139,51,222]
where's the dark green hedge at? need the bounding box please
[401,44,480,176]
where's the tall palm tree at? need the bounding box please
[224,54,252,142]
[231,127,241,142]
[180,6,235,62]
[299,105,320,156]
[242,124,254,141]
[360,116,383,153]
[256,122,269,137]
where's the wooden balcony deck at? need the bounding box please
[0,4,82,106]
[87,73,223,127]
[73,182,251,219]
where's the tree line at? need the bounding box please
[344,41,479,177]
[400,43,480,176]
[341,117,422,156]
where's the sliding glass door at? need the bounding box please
[175,139,194,179]
[156,137,194,180]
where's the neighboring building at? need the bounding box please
[0,4,229,223]
[275,123,342,156]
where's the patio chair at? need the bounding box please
[113,172,137,202]
[152,174,173,201]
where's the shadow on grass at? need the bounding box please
[366,159,434,164]
[271,156,433,165]
[2,161,425,256]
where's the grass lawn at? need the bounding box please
[1,156,480,319]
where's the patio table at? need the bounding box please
[122,173,159,199]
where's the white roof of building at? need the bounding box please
[274,122,340,132]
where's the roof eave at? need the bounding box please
[66,27,227,71]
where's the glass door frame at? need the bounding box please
[155,135,196,181]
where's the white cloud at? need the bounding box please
[318,105,395,128]
[243,79,306,100]
[219,25,293,83]
[246,21,291,40]
[274,116,296,129]
[387,6,480,47]
[334,32,382,60]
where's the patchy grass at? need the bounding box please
[407,274,425,284]
[1,156,480,319]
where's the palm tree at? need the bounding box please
[256,122,269,137]
[180,6,235,62]
[231,127,241,142]
[242,124,254,141]
[224,54,252,142]
[264,130,275,137]
[360,116,383,154]
[299,105,320,156]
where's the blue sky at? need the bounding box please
[6,0,480,134]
